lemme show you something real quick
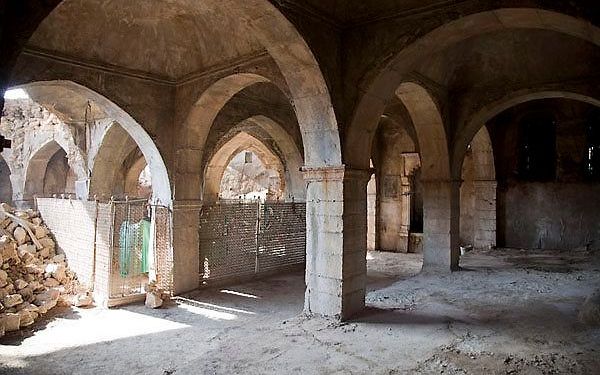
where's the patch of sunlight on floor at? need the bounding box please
[367,252,375,260]
[0,308,189,357]
[177,303,238,321]
[175,297,256,317]
[220,289,261,299]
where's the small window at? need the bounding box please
[585,108,600,180]
[518,113,556,181]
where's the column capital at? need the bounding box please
[301,165,373,183]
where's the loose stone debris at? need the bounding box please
[0,202,91,337]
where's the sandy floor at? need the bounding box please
[1,248,599,374]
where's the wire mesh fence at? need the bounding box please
[33,195,174,305]
[108,200,150,299]
[199,200,306,285]
[153,205,173,293]
[107,199,174,300]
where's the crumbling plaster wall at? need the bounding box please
[0,98,85,202]
[490,98,600,250]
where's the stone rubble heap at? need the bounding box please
[0,203,91,337]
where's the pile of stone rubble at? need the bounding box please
[0,203,91,337]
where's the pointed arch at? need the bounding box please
[15,80,172,205]
[24,139,78,199]
[347,8,600,171]
[203,132,285,202]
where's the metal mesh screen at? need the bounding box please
[258,202,306,272]
[153,205,173,293]
[199,202,259,281]
[109,200,150,298]
[199,201,305,285]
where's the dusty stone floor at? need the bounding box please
[1,248,599,375]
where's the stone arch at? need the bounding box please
[392,82,458,270]
[231,0,342,167]
[203,115,305,202]
[347,8,600,171]
[395,82,449,180]
[453,90,600,178]
[24,139,77,199]
[27,0,341,169]
[15,80,172,205]
[203,132,285,202]
[0,154,13,203]
[178,72,328,200]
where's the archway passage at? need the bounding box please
[365,113,426,292]
[219,150,283,202]
[204,131,287,203]
[198,114,307,287]
[24,140,76,199]
[394,82,458,271]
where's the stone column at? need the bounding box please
[473,180,497,249]
[171,145,204,294]
[171,200,202,294]
[303,166,371,319]
[422,179,461,272]
[399,175,411,251]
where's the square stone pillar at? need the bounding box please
[473,180,497,249]
[421,179,461,272]
[171,200,202,294]
[302,166,371,319]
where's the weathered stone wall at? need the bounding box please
[490,98,600,250]
[0,98,85,203]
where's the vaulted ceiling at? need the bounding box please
[27,0,264,80]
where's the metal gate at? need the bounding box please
[108,200,173,301]
[199,201,305,284]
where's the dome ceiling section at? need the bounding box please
[27,0,264,80]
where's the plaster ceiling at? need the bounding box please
[27,0,264,80]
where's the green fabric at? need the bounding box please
[119,221,132,277]
[141,219,150,273]
[119,219,151,277]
